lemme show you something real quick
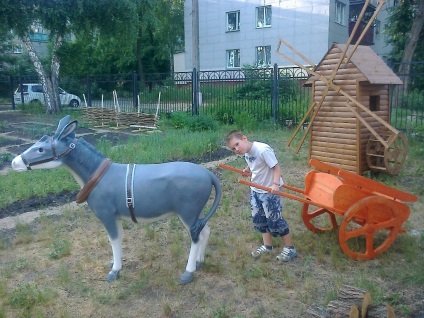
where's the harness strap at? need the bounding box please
[76,158,113,203]
[126,164,138,223]
[22,137,78,170]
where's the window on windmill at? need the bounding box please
[227,11,240,32]
[369,95,380,111]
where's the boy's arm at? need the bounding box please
[270,164,282,194]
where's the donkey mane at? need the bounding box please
[65,137,107,180]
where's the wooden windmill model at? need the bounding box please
[276,0,406,175]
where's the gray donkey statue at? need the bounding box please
[12,115,222,284]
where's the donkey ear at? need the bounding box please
[57,120,78,140]
[54,115,71,137]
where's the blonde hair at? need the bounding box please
[226,130,244,144]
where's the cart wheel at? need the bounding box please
[302,202,338,233]
[339,196,403,260]
[384,132,408,175]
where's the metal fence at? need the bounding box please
[1,63,423,133]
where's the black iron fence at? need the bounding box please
[1,63,423,133]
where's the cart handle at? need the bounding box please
[218,163,305,195]
[238,179,343,214]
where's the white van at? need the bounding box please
[14,84,81,107]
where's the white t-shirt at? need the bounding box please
[245,141,283,193]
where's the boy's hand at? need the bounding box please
[270,184,280,194]
[242,168,251,176]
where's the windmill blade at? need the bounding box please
[278,0,389,152]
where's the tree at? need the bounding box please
[0,0,137,114]
[386,0,424,91]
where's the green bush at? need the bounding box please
[166,111,218,132]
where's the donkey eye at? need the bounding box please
[38,148,44,153]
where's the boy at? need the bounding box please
[226,130,297,261]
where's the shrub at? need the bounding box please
[166,111,218,132]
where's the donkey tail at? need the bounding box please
[190,171,222,243]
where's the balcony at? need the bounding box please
[348,20,374,45]
[29,32,49,43]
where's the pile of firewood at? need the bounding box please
[307,285,396,318]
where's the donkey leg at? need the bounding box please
[196,224,211,270]
[179,240,200,284]
[106,219,123,282]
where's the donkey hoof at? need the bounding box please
[196,261,202,270]
[179,271,194,284]
[106,270,120,282]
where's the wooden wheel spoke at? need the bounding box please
[371,218,398,231]
[339,196,407,260]
[344,226,367,240]
[365,232,375,254]
[302,204,337,233]
[305,207,328,219]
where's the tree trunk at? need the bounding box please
[398,0,424,92]
[51,35,63,114]
[137,24,144,82]
[22,35,55,114]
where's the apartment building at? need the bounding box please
[176,0,397,72]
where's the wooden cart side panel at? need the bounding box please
[304,171,344,208]
[338,169,418,202]
[357,82,391,174]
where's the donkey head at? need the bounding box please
[12,115,78,172]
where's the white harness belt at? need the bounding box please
[125,164,138,223]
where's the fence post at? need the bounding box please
[86,74,91,107]
[10,75,15,110]
[272,63,279,121]
[133,71,138,109]
[19,75,25,106]
[192,68,198,116]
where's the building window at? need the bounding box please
[227,11,240,32]
[374,19,380,39]
[256,6,272,28]
[369,95,380,111]
[335,1,346,26]
[255,46,271,67]
[226,49,240,68]
[11,43,23,54]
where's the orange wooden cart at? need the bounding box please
[219,159,417,260]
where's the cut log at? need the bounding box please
[367,303,397,318]
[326,300,358,318]
[325,285,371,318]
[306,305,326,318]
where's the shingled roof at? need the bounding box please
[305,44,403,85]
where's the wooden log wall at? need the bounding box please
[308,45,392,175]
[309,47,361,173]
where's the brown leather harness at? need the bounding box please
[76,158,113,204]
[75,159,138,223]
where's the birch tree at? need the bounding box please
[0,0,137,114]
